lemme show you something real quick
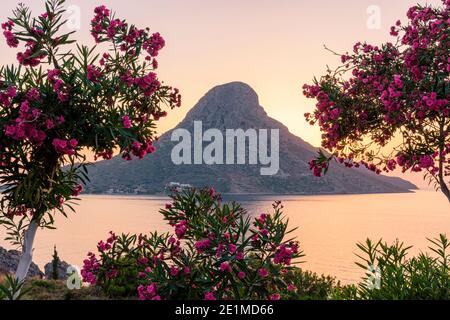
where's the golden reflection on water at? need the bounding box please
[0,190,448,283]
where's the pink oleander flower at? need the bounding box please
[52,138,78,155]
[175,220,187,239]
[52,138,67,153]
[237,271,246,280]
[419,155,434,168]
[393,74,403,88]
[3,30,18,48]
[146,283,157,295]
[220,262,231,273]
[258,268,269,278]
[20,100,30,113]
[97,240,111,252]
[106,231,117,244]
[2,20,19,48]
[274,243,298,266]
[138,283,159,300]
[81,252,100,285]
[137,285,145,300]
[143,32,165,57]
[204,292,216,300]
[257,213,267,224]
[72,184,83,196]
[122,115,132,129]
[169,266,180,277]
[194,239,211,253]
[17,41,46,67]
[7,86,17,98]
[26,88,40,101]
[386,159,397,171]
[87,64,102,82]
[236,251,244,260]
[47,69,60,82]
[135,72,160,97]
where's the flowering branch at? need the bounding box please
[303,0,450,202]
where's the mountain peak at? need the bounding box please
[205,81,260,108]
[183,82,263,125]
[208,81,258,100]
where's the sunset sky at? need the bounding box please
[0,0,444,187]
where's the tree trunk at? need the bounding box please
[15,220,39,282]
[441,181,450,203]
[437,123,450,203]
[13,150,59,282]
[438,153,450,202]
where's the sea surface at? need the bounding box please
[1,190,449,283]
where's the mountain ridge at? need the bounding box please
[84,82,417,195]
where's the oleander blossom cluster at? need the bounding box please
[0,0,181,267]
[88,5,181,161]
[81,188,303,300]
[303,0,450,201]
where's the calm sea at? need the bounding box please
[1,190,449,283]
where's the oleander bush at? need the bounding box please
[81,188,450,300]
[303,0,450,202]
[0,0,180,282]
[81,187,304,300]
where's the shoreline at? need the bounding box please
[80,189,419,198]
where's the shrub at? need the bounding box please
[281,269,343,300]
[338,234,450,300]
[20,279,107,300]
[81,232,148,298]
[81,187,304,300]
[0,273,29,300]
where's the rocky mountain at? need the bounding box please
[84,82,417,195]
[0,245,73,280]
[0,246,43,278]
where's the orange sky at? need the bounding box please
[0,0,443,187]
